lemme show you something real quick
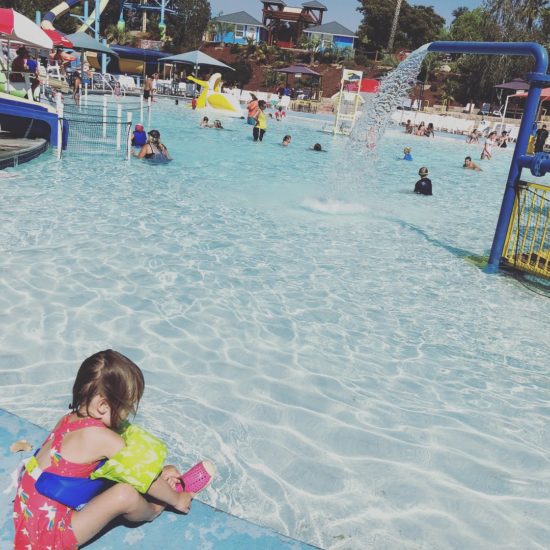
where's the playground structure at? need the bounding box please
[187,73,243,117]
[425,41,550,277]
[40,0,177,36]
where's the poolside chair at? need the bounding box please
[462,103,474,113]
[507,126,520,141]
[479,103,491,116]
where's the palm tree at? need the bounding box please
[299,35,321,65]
[388,0,404,51]
[440,79,459,111]
[208,13,234,47]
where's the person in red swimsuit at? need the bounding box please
[13,350,194,549]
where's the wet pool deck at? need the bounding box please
[0,408,320,549]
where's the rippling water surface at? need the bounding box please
[1,100,550,549]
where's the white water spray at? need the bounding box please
[350,43,431,151]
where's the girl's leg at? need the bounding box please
[147,465,193,514]
[253,127,259,141]
[71,483,164,546]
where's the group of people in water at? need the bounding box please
[401,114,526,195]
[129,97,323,163]
[405,119,435,138]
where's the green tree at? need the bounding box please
[167,0,211,52]
[484,0,550,35]
[105,24,133,46]
[451,6,470,21]
[357,0,445,52]
[449,7,494,41]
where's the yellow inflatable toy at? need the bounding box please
[187,73,243,117]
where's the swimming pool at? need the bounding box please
[1,100,549,549]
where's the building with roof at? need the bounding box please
[303,21,357,52]
[209,11,264,45]
[260,0,327,49]
[206,2,356,53]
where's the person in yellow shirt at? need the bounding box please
[253,100,268,142]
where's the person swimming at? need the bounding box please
[134,129,172,162]
[312,143,323,151]
[282,135,292,146]
[403,147,413,161]
[463,156,482,171]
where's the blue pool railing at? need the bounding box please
[426,41,550,273]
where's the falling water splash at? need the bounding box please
[305,44,432,213]
[350,43,431,152]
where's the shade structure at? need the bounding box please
[274,64,321,76]
[43,29,73,48]
[65,32,118,56]
[0,8,53,49]
[159,50,234,71]
[274,64,322,98]
[494,78,530,91]
[514,88,550,100]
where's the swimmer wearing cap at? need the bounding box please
[414,166,432,195]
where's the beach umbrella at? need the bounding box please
[43,29,73,49]
[494,79,530,91]
[0,8,53,49]
[159,50,234,77]
[492,80,530,123]
[65,32,118,57]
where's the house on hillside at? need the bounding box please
[208,11,264,44]
[260,0,327,49]
[303,21,357,52]
[205,2,356,53]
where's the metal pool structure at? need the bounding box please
[426,41,550,278]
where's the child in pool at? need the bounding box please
[403,147,413,161]
[13,350,200,549]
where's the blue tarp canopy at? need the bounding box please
[110,44,171,61]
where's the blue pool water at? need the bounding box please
[1,99,550,549]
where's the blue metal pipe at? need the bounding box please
[428,41,548,74]
[427,41,549,272]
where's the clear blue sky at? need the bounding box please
[209,0,484,32]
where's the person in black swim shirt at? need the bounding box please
[535,124,548,153]
[414,166,432,195]
[134,129,171,161]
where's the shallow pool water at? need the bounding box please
[1,99,549,549]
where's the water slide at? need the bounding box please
[41,0,111,34]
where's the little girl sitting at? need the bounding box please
[13,350,214,549]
